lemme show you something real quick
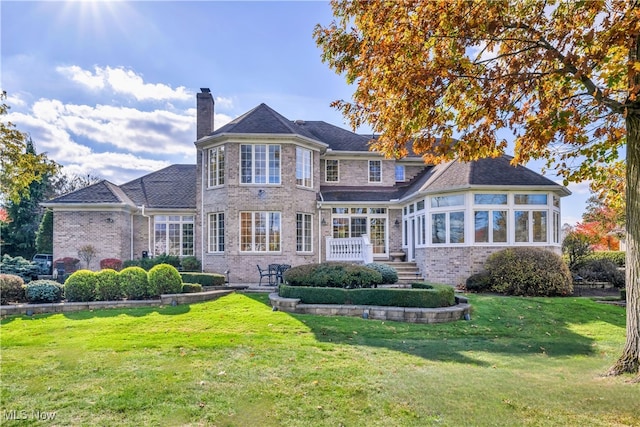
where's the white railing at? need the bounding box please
[326,235,373,264]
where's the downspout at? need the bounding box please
[139,205,151,258]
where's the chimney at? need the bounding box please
[196,88,214,140]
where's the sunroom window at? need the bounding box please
[154,215,194,256]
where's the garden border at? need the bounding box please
[269,293,471,323]
[0,289,234,317]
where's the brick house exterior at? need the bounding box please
[44,88,570,285]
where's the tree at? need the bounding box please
[1,91,58,204]
[77,244,97,270]
[36,209,54,254]
[315,1,639,380]
[48,172,102,199]
[3,138,53,259]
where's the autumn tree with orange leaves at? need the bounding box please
[315,0,639,380]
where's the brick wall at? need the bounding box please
[53,210,132,270]
[415,245,562,286]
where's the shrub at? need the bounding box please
[153,254,182,269]
[284,263,383,288]
[485,248,573,296]
[119,266,150,300]
[180,256,201,272]
[278,285,455,308]
[365,262,398,284]
[53,257,81,274]
[24,280,64,303]
[562,231,592,269]
[582,251,626,268]
[574,258,625,288]
[64,270,97,302]
[95,269,122,301]
[0,274,26,304]
[148,264,182,296]
[99,258,123,271]
[0,254,40,282]
[122,254,181,271]
[181,283,203,293]
[464,271,493,293]
[179,273,225,287]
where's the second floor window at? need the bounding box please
[395,165,405,181]
[296,147,312,188]
[208,146,225,187]
[369,160,381,182]
[325,159,339,182]
[241,144,280,184]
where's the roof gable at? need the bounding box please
[47,180,133,204]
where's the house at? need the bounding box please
[43,88,570,285]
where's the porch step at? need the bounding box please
[381,261,423,283]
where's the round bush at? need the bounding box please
[24,280,64,303]
[148,263,182,296]
[64,270,97,302]
[365,262,398,284]
[95,269,123,301]
[284,263,383,288]
[465,271,492,293]
[119,266,150,300]
[0,274,26,305]
[485,248,572,296]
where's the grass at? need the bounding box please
[0,293,638,426]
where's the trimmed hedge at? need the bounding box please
[278,284,455,308]
[95,269,122,301]
[181,283,203,293]
[179,272,225,287]
[283,263,383,288]
[119,266,150,300]
[24,280,64,303]
[485,248,572,296]
[0,274,26,305]
[64,270,97,302]
[583,251,626,267]
[148,264,182,296]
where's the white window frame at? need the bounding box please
[240,211,281,252]
[207,146,225,188]
[395,165,405,181]
[240,144,281,185]
[296,213,313,252]
[208,212,225,253]
[368,160,382,183]
[154,215,194,256]
[296,147,312,188]
[325,159,339,182]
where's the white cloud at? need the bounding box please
[56,65,192,101]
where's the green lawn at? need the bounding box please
[1,293,637,426]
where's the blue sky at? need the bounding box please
[1,0,590,224]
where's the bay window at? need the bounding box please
[296,213,312,252]
[208,212,225,253]
[296,147,312,188]
[241,144,280,184]
[207,146,225,187]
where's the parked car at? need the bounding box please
[32,254,53,275]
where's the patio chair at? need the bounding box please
[257,265,276,286]
[276,264,291,284]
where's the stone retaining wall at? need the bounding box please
[269,293,470,324]
[0,290,234,317]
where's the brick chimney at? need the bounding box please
[196,88,214,140]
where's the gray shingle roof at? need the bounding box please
[416,155,566,194]
[120,164,196,209]
[46,180,133,204]
[46,165,196,209]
